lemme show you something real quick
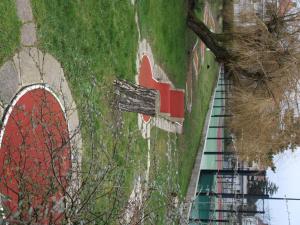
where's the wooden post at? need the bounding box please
[114,79,160,116]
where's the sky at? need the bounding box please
[266,1,300,224]
[266,148,300,225]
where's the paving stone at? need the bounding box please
[13,48,43,86]
[68,110,82,154]
[42,53,74,111]
[42,53,64,91]
[41,53,81,153]
[0,104,3,121]
[0,61,20,104]
[68,110,80,137]
[59,83,81,153]
[21,22,37,46]
[152,117,183,134]
[59,79,75,116]
[27,47,44,67]
[16,0,33,23]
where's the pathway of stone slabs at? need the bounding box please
[0,0,82,159]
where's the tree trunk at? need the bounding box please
[187,13,230,61]
[114,79,160,116]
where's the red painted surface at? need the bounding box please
[170,90,185,118]
[156,83,171,114]
[138,55,184,122]
[0,88,70,224]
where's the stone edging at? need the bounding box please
[0,0,82,170]
[0,84,67,146]
[136,39,183,137]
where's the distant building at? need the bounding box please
[257,217,269,225]
[234,0,297,26]
[241,216,269,225]
[279,0,297,16]
[242,216,259,225]
[233,0,266,26]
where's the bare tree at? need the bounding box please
[188,0,300,166]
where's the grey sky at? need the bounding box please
[267,149,300,225]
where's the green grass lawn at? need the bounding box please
[179,53,219,196]
[178,0,222,197]
[0,0,20,66]
[30,0,221,223]
[141,51,218,224]
[138,0,221,223]
[138,0,193,88]
[137,0,221,192]
[31,1,148,223]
